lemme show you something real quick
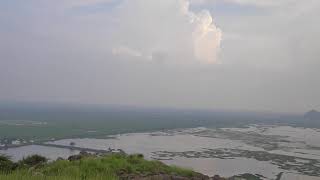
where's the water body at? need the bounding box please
[2,125,320,180]
[0,145,79,161]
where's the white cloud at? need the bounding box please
[192,10,222,63]
[110,0,222,64]
[112,46,143,58]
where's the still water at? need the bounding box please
[1,125,320,180]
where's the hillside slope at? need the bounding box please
[0,152,267,180]
[0,152,215,180]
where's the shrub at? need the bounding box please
[18,155,47,167]
[0,154,16,172]
[127,154,143,164]
[136,154,144,158]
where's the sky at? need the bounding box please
[0,0,319,113]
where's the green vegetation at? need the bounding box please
[0,155,16,173]
[0,104,255,144]
[0,153,198,180]
[0,118,206,143]
[18,154,47,168]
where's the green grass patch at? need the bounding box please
[0,154,197,180]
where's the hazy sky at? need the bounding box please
[0,0,319,113]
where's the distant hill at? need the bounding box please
[304,110,320,120]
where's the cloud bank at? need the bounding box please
[110,0,222,64]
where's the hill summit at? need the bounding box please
[304,110,320,120]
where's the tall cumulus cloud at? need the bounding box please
[111,0,222,64]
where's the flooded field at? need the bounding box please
[0,145,80,161]
[2,125,320,180]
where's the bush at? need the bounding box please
[127,154,144,164]
[18,155,47,167]
[0,155,16,172]
[136,154,144,158]
[0,153,198,180]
